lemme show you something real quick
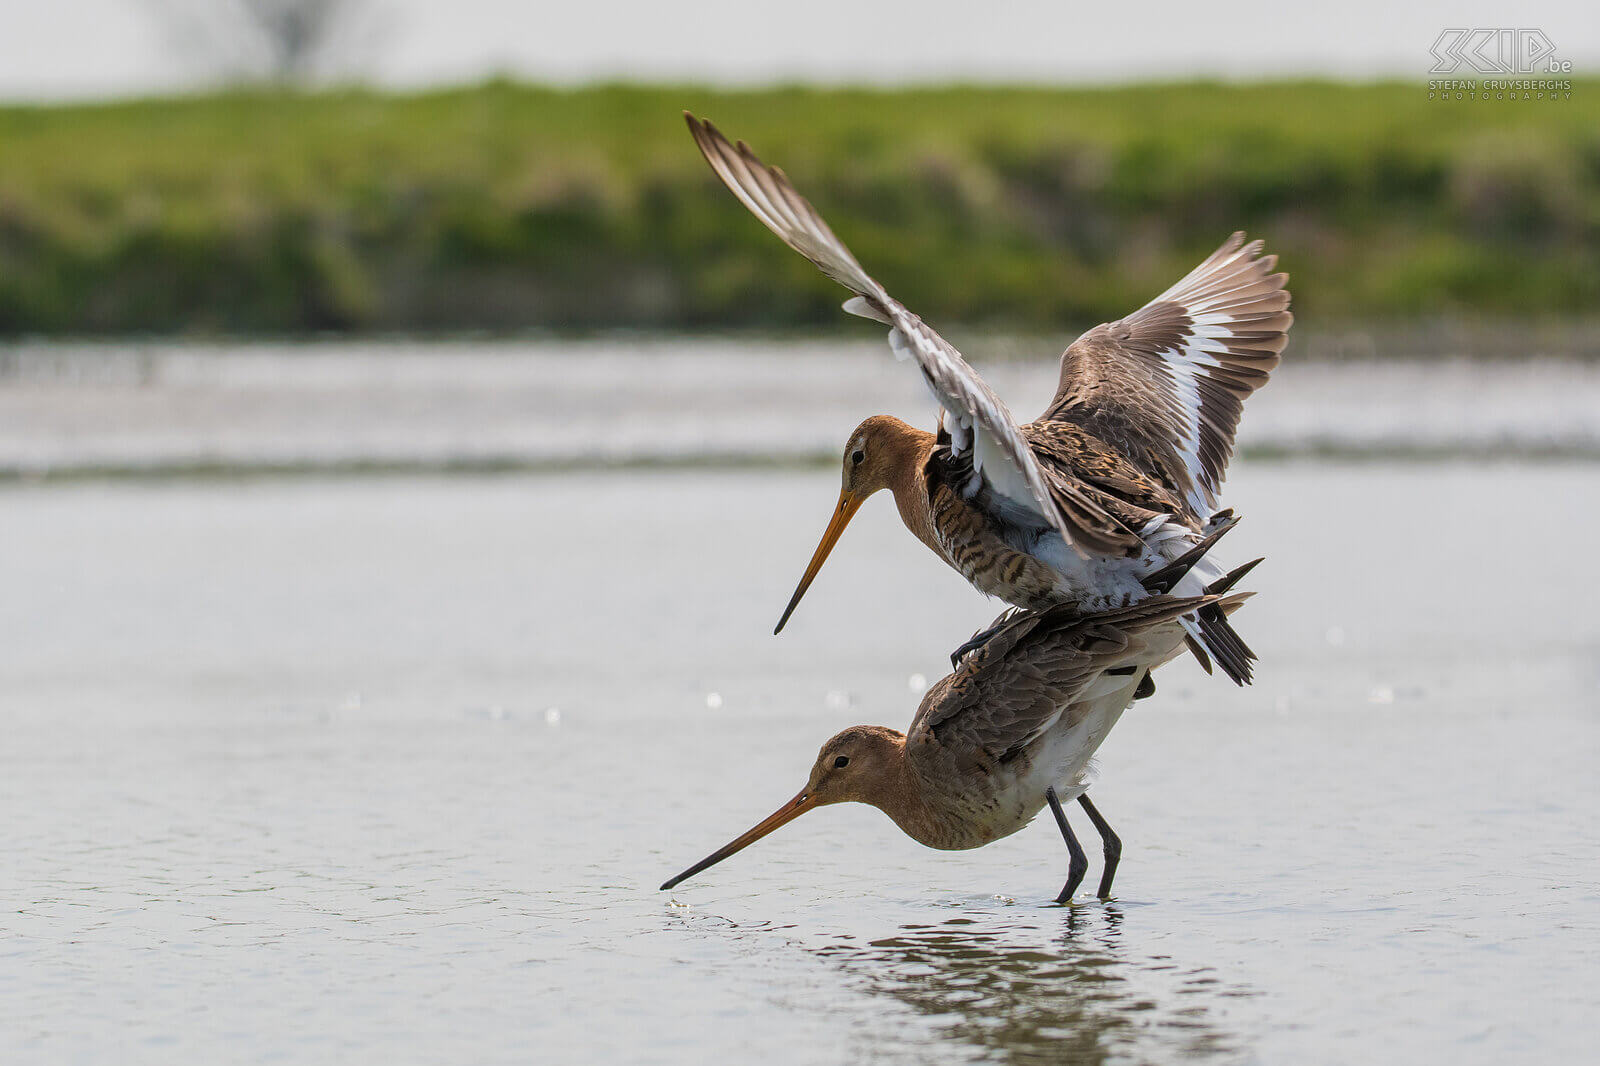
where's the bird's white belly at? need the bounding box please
[1032,519,1227,610]
[1034,536,1148,608]
[1029,677,1142,801]
[939,618,1195,849]
[975,681,1142,842]
[1005,621,1196,829]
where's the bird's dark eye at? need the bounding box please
[833,755,850,769]
[850,450,865,465]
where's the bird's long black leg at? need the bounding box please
[949,624,1002,669]
[949,609,1027,669]
[1046,787,1088,904]
[1077,793,1122,899]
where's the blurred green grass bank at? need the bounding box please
[1,81,1596,336]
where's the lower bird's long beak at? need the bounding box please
[774,489,863,634]
[660,789,813,891]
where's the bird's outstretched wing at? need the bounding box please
[685,113,1133,557]
[1042,233,1292,520]
[910,594,1229,763]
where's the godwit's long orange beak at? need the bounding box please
[774,489,864,634]
[660,788,814,890]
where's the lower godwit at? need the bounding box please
[685,114,1290,683]
[660,584,1251,902]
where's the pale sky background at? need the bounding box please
[0,0,1595,100]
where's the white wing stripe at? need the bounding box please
[1059,232,1291,513]
[1162,340,1229,515]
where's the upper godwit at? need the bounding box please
[661,582,1250,902]
[685,114,1291,683]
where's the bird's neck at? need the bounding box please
[886,430,941,555]
[864,738,947,849]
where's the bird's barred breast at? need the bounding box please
[929,483,1060,611]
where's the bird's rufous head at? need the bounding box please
[773,415,922,634]
[659,726,906,891]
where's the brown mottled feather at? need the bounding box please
[910,595,1220,766]
[925,477,1064,611]
[1020,421,1196,540]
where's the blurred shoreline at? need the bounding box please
[3,337,1598,480]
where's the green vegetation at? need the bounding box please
[1,81,1596,335]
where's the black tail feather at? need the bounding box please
[1196,608,1255,684]
[1208,557,1264,596]
[1141,513,1242,594]
[1193,559,1264,685]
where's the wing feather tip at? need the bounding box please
[842,295,891,324]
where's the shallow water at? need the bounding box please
[3,463,1599,1064]
[4,340,1599,476]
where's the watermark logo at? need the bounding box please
[1428,29,1574,101]
[1430,29,1571,74]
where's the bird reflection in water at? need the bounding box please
[814,905,1248,1065]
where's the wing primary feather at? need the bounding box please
[686,113,1141,558]
[1044,230,1294,518]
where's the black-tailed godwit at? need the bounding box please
[685,114,1290,684]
